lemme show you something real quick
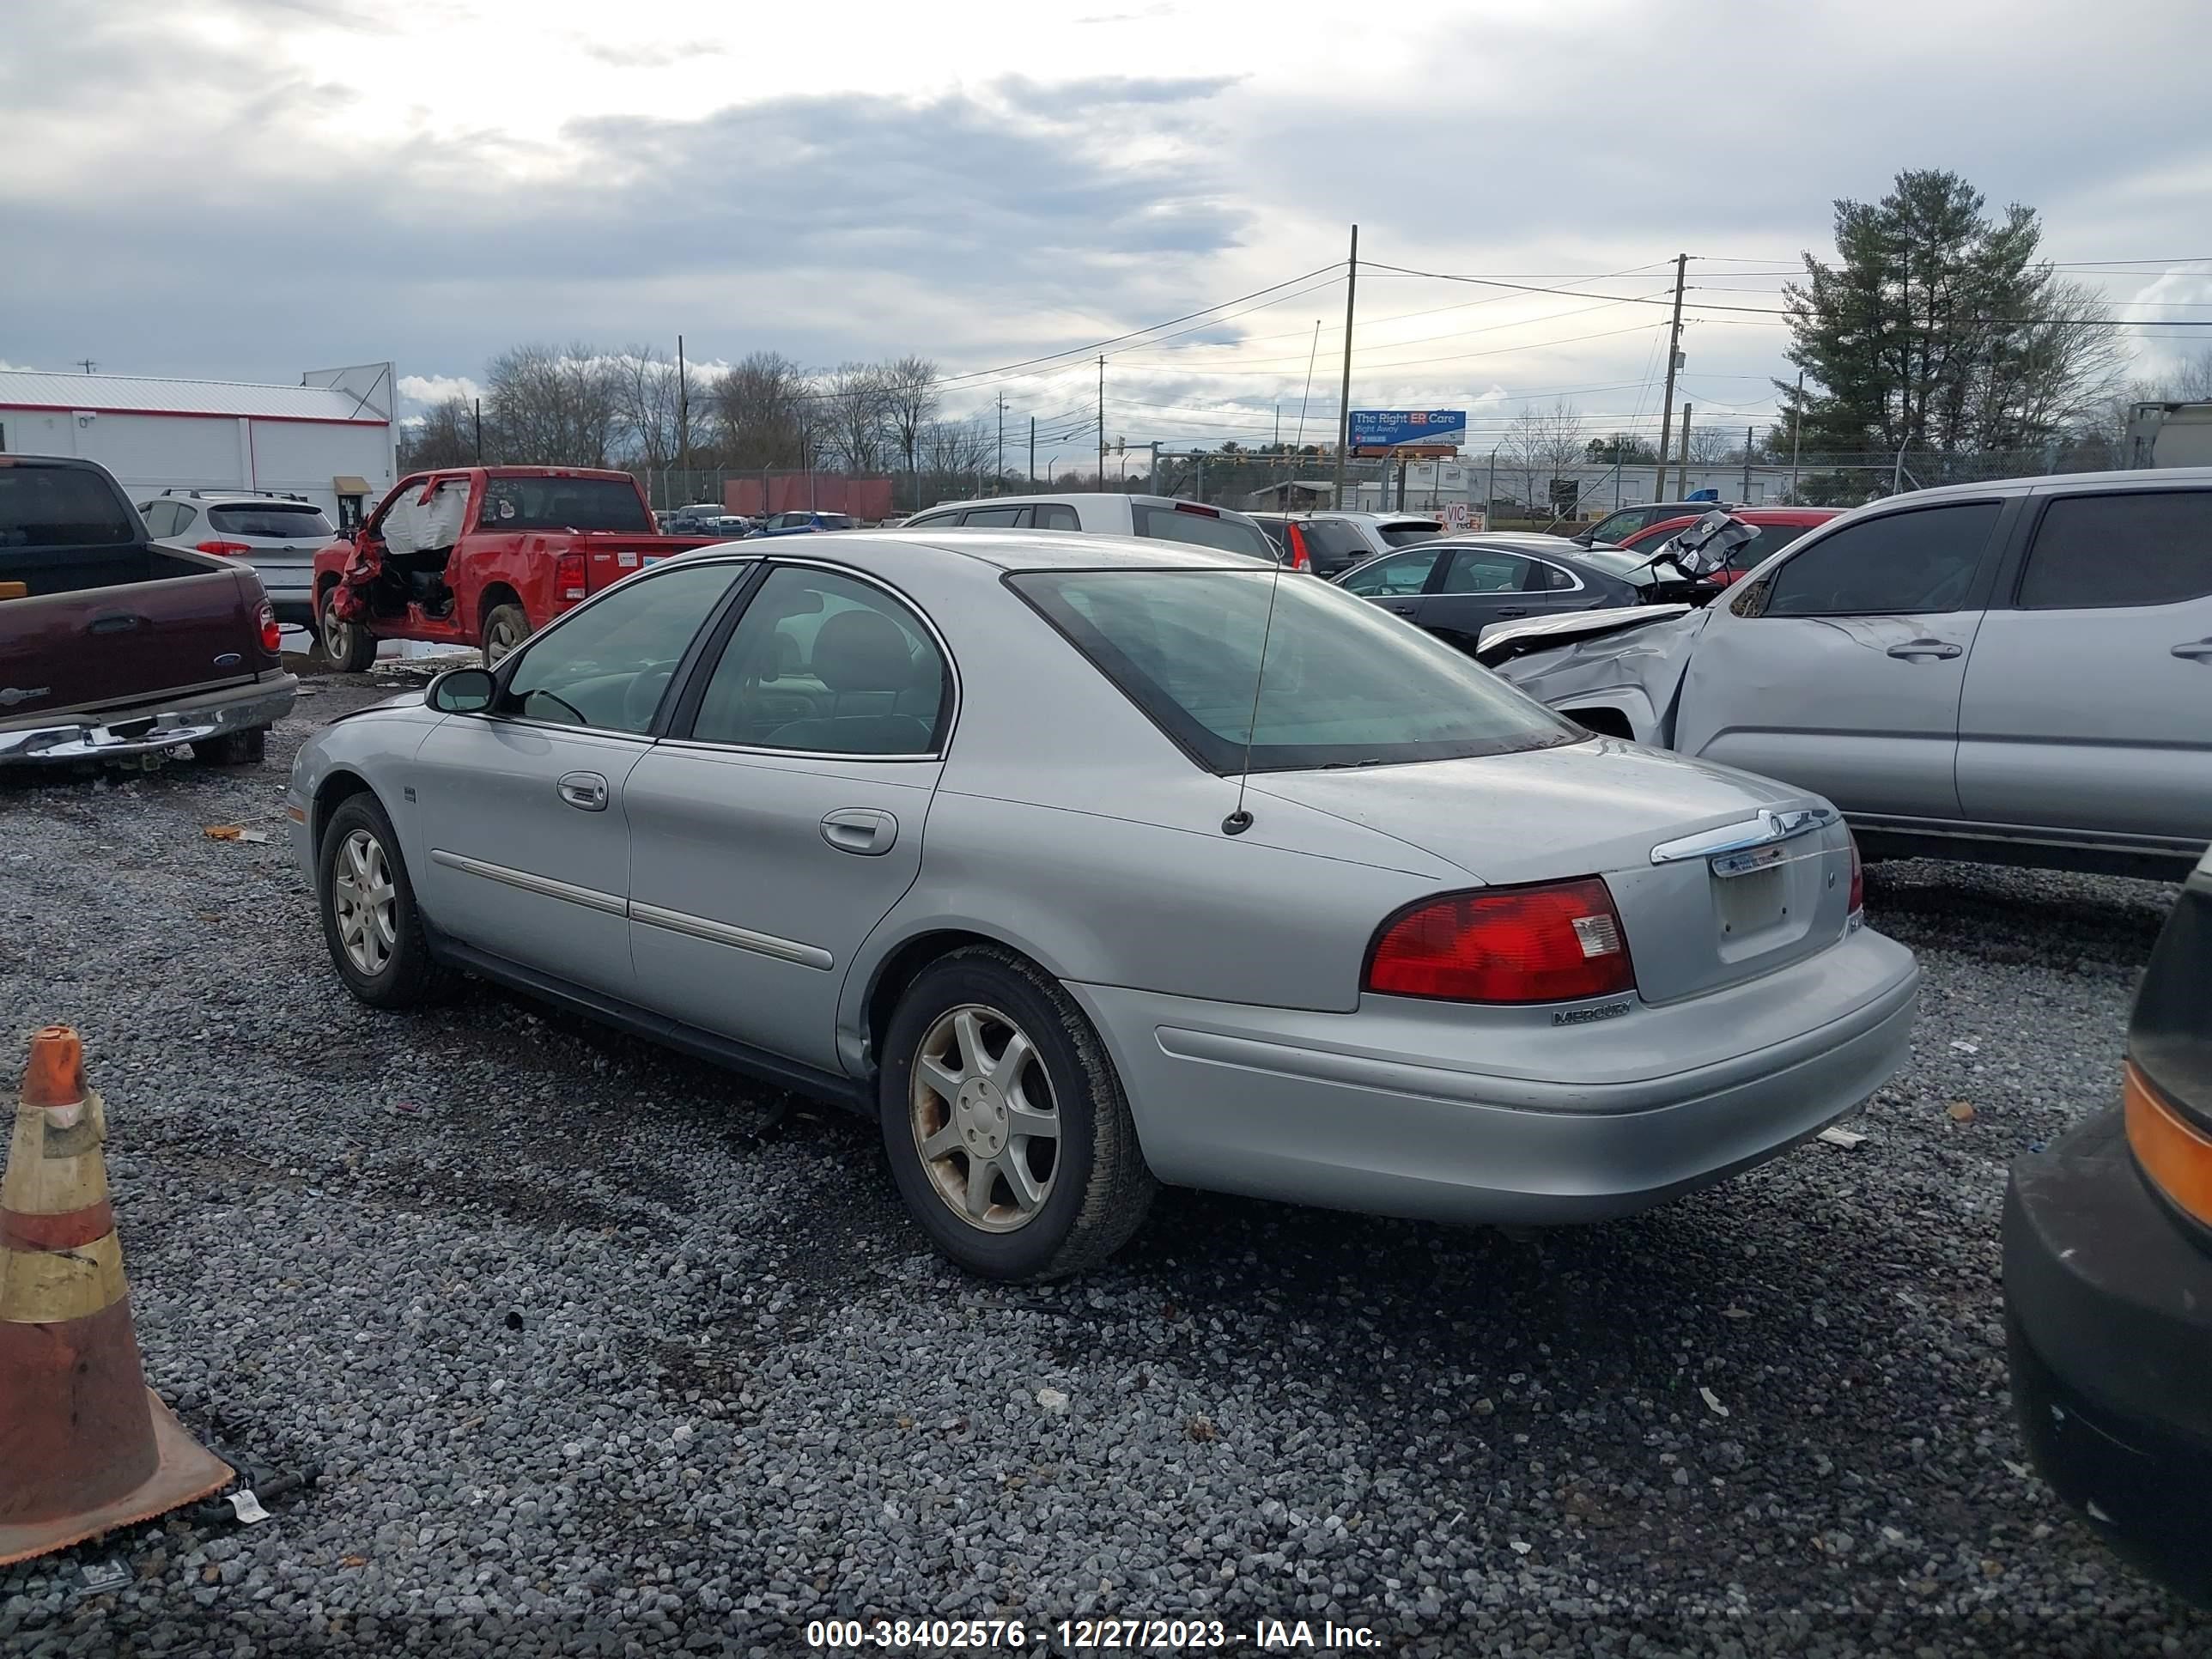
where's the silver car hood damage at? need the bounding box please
[1488,606,1713,744]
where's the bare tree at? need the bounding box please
[1686,424,1735,466]
[398,396,478,471]
[878,355,940,509]
[1504,398,1586,513]
[918,416,993,496]
[2170,344,2212,402]
[818,362,890,473]
[1973,276,2128,447]
[713,351,811,471]
[485,343,623,466]
[614,344,703,472]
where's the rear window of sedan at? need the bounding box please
[1011,568,1580,773]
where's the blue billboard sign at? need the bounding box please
[1349,409,1468,450]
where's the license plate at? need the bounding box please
[1714,862,1787,936]
[1711,842,1785,878]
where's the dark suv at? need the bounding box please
[2005,842,2212,1607]
[1248,514,1375,578]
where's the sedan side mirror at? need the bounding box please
[428,666,496,713]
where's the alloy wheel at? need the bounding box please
[909,1003,1060,1232]
[331,828,398,975]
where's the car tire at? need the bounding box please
[319,586,377,672]
[481,603,532,668]
[879,945,1155,1282]
[194,726,267,765]
[317,793,455,1010]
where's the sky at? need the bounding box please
[4,0,2209,470]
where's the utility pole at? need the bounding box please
[76,359,96,374]
[1149,441,1159,493]
[472,398,483,463]
[1333,224,1358,509]
[1788,369,1804,501]
[1097,356,1106,486]
[1653,253,1687,502]
[677,334,690,495]
[1486,447,1498,530]
[1742,425,1753,502]
[1674,403,1692,498]
[995,394,1006,494]
[1028,416,1036,488]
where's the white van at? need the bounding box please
[902,492,1275,562]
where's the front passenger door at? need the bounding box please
[1336,547,1445,621]
[1674,500,2008,820]
[410,560,749,997]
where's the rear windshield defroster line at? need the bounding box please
[1007,567,1581,775]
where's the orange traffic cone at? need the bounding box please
[0,1026,231,1564]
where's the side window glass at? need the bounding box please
[173,505,198,536]
[2018,491,2212,610]
[1340,550,1438,596]
[1437,550,1530,594]
[1748,502,2002,618]
[961,506,1030,527]
[499,562,741,733]
[1035,503,1079,530]
[1536,562,1578,591]
[141,502,173,536]
[689,567,948,756]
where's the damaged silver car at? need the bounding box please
[1485,472,2212,880]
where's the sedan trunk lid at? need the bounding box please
[1253,740,1857,1004]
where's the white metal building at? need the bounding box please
[0,363,398,528]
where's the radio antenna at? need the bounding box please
[1223,556,1285,836]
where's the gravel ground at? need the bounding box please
[2,674,2208,1659]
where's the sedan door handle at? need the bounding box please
[1493,607,1528,619]
[821,807,897,855]
[556,770,610,811]
[2172,640,2212,661]
[1377,599,1421,615]
[1885,639,1963,660]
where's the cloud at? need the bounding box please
[398,373,485,409]
[2,0,2206,458]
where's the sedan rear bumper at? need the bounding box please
[1070,926,1917,1224]
[0,677,296,764]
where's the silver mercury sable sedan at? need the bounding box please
[287,532,1919,1281]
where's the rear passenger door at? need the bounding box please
[1957,486,2212,849]
[624,563,953,1072]
[1413,547,1557,654]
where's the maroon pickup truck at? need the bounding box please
[0,455,296,765]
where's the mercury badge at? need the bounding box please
[0,686,52,707]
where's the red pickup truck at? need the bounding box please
[313,467,710,670]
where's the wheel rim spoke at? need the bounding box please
[951,1010,988,1077]
[1000,1152,1043,1212]
[909,1000,1060,1237]
[989,1029,1032,1084]
[916,1055,965,1103]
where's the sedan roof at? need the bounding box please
[793,527,1267,574]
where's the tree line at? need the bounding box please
[398,346,1025,507]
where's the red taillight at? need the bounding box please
[196,539,252,557]
[555,552,586,603]
[1364,878,1635,1004]
[1848,835,1864,922]
[1286,524,1311,571]
[1173,501,1222,519]
[258,599,282,656]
